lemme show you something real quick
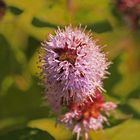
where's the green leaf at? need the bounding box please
[32,17,59,28]
[28,118,73,140]
[0,77,50,122]
[104,54,122,98]
[127,88,140,99]
[0,127,55,140]
[118,104,140,119]
[8,6,23,15]
[90,119,140,140]
[25,36,40,60]
[0,34,22,82]
[127,98,140,115]
[86,20,113,33]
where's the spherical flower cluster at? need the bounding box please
[115,0,140,28]
[59,90,117,140]
[41,26,110,112]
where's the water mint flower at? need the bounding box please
[41,26,110,112]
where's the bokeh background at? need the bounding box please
[0,0,140,140]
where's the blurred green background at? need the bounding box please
[0,0,140,140]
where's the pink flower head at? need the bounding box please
[41,26,110,112]
[59,90,117,140]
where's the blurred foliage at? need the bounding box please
[0,127,55,140]
[0,0,140,140]
[28,118,72,140]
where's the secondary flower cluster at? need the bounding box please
[60,89,116,140]
[115,0,140,28]
[41,26,116,140]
